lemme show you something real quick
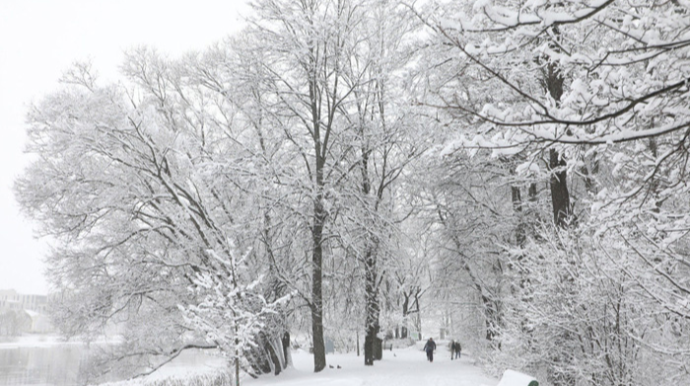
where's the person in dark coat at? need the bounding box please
[423,337,436,362]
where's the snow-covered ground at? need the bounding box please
[247,342,498,386]
[95,340,500,386]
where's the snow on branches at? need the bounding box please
[181,247,291,378]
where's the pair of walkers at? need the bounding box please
[423,338,462,362]
[450,340,461,360]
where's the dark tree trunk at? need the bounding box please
[358,120,385,365]
[267,341,282,375]
[543,48,575,386]
[649,137,664,212]
[260,218,290,376]
[413,291,422,338]
[528,183,537,202]
[311,199,326,372]
[549,148,571,228]
[481,293,501,349]
[511,186,522,212]
[310,150,327,372]
[543,60,571,229]
[511,186,526,245]
[248,333,286,377]
[356,330,360,357]
[364,247,382,365]
[309,69,327,372]
[401,292,410,339]
[543,61,564,101]
[282,332,291,367]
[528,183,538,230]
[364,322,379,365]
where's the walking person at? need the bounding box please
[423,337,436,362]
[453,341,462,359]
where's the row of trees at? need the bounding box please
[16,0,429,383]
[15,0,690,385]
[0,309,31,337]
[412,0,690,385]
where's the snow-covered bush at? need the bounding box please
[98,371,232,386]
[180,248,290,378]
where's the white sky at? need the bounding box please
[0,0,248,295]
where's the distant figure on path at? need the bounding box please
[452,340,461,359]
[423,337,436,362]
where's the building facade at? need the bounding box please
[0,289,52,335]
[0,289,48,313]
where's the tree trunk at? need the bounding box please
[235,335,241,386]
[511,185,526,245]
[311,200,326,372]
[267,339,282,375]
[311,160,327,372]
[282,332,291,367]
[356,330,360,357]
[413,291,422,339]
[543,60,571,229]
[543,52,575,386]
[364,247,382,365]
[528,183,537,202]
[482,294,501,349]
[549,149,570,228]
[649,137,663,212]
[309,68,327,371]
[401,292,410,339]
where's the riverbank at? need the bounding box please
[0,335,224,386]
[0,334,119,348]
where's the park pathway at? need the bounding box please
[248,341,498,386]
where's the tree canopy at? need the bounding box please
[15,1,690,385]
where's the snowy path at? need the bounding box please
[247,344,498,386]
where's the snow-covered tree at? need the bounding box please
[245,0,425,369]
[15,50,285,382]
[409,0,690,384]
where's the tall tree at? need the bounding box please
[337,0,421,365]
[247,0,368,371]
[15,49,288,383]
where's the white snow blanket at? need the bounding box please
[248,344,499,386]
[98,342,500,386]
[496,369,538,386]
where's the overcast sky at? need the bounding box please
[0,0,248,295]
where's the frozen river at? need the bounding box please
[0,336,224,386]
[0,341,91,385]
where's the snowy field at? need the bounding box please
[247,342,498,386]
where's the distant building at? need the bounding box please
[0,289,53,334]
[24,310,53,333]
[0,289,48,313]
